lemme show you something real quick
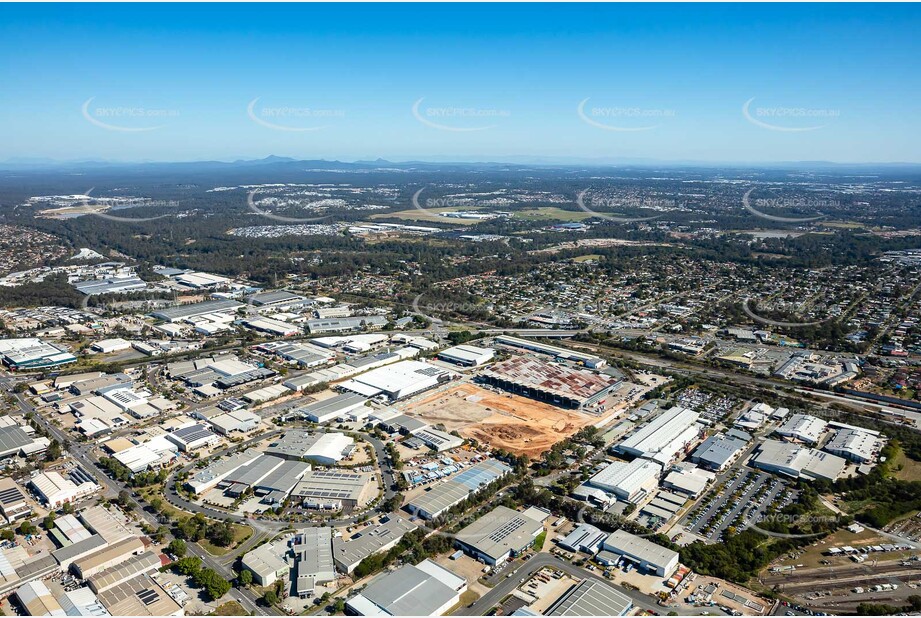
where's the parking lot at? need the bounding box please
[684,469,795,541]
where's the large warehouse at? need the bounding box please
[690,433,748,471]
[601,529,680,577]
[165,423,221,452]
[614,406,701,465]
[241,534,292,586]
[0,338,77,370]
[479,356,619,410]
[587,459,662,503]
[332,516,416,574]
[338,360,454,400]
[493,335,606,368]
[437,344,495,367]
[150,299,243,322]
[345,559,466,616]
[546,579,633,616]
[406,459,511,519]
[297,393,369,423]
[186,448,262,494]
[454,505,545,565]
[750,439,847,482]
[265,431,354,465]
[289,469,375,511]
[775,413,828,445]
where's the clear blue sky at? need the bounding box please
[1,3,919,164]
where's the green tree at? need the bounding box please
[167,539,187,558]
[18,520,36,536]
[262,590,279,606]
[237,569,253,587]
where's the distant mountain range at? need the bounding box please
[2,155,921,173]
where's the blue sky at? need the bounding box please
[1,3,919,164]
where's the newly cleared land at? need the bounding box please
[404,383,605,458]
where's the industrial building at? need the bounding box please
[405,459,511,519]
[750,439,848,482]
[289,469,375,511]
[74,276,147,296]
[14,580,65,617]
[0,338,77,370]
[493,335,606,368]
[776,413,828,445]
[587,458,662,503]
[823,427,880,463]
[454,505,545,566]
[480,357,619,410]
[306,315,387,334]
[413,428,464,452]
[30,470,100,508]
[557,523,607,555]
[86,551,161,594]
[546,578,633,616]
[221,455,312,501]
[297,393,369,423]
[601,529,680,577]
[0,477,32,523]
[242,534,293,586]
[165,423,221,452]
[113,440,179,473]
[661,466,714,498]
[242,316,300,337]
[90,338,132,354]
[72,536,145,579]
[79,505,134,544]
[202,409,261,436]
[57,587,110,617]
[332,516,417,574]
[255,341,333,368]
[614,406,701,466]
[437,344,495,367]
[292,527,335,598]
[345,559,466,616]
[150,299,243,322]
[96,574,183,616]
[248,289,308,308]
[265,431,354,464]
[186,448,262,494]
[339,360,454,401]
[0,425,34,458]
[690,433,748,471]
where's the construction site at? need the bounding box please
[403,382,624,458]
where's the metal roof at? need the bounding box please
[546,579,632,616]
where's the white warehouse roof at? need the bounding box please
[616,406,701,465]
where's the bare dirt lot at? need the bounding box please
[404,383,604,458]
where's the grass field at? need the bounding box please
[198,523,253,556]
[513,207,592,221]
[211,601,248,616]
[370,207,478,224]
[891,447,921,481]
[572,254,603,262]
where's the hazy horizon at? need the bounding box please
[2,3,920,164]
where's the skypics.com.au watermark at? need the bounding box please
[412,98,511,132]
[746,513,839,539]
[742,188,829,224]
[62,188,176,223]
[247,97,345,132]
[81,98,179,132]
[577,98,676,132]
[576,189,668,223]
[246,188,333,224]
[743,97,839,132]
